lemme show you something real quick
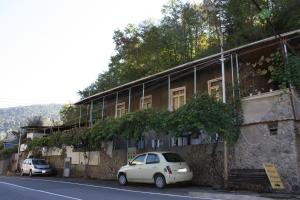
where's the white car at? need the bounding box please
[117,152,193,188]
[21,158,52,176]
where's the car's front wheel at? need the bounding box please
[154,174,166,189]
[118,173,127,186]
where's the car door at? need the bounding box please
[126,154,146,182]
[23,159,29,174]
[142,153,160,182]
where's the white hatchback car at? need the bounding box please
[117,152,193,188]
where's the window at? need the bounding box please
[171,87,186,111]
[268,122,278,135]
[208,77,222,101]
[162,153,185,162]
[140,95,152,109]
[151,139,160,149]
[146,154,160,164]
[131,154,146,165]
[116,102,126,118]
[32,159,47,165]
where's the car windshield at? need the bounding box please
[32,160,47,165]
[162,153,185,162]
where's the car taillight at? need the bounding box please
[166,166,172,174]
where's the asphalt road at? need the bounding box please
[0,176,216,200]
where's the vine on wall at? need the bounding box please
[27,93,243,151]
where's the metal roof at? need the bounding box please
[75,29,300,105]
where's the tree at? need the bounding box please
[59,104,80,126]
[26,116,43,127]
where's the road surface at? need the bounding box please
[0,176,222,200]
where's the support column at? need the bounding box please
[221,53,226,103]
[194,66,197,95]
[128,88,131,112]
[115,92,119,118]
[101,97,105,120]
[89,101,93,127]
[79,105,82,128]
[168,75,171,111]
[235,53,240,86]
[231,54,235,98]
[220,39,228,189]
[142,84,145,110]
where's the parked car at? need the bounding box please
[21,158,52,176]
[117,152,193,188]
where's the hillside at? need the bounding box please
[0,104,62,133]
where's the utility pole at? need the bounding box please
[16,129,22,173]
[204,0,228,189]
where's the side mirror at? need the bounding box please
[129,161,136,166]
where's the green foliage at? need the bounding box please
[0,145,18,158]
[270,53,300,93]
[60,104,80,125]
[79,0,300,99]
[167,93,242,144]
[27,93,242,151]
[0,141,4,151]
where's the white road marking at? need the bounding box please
[0,181,82,200]
[7,177,225,200]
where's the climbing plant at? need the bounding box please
[27,92,242,151]
[270,52,300,93]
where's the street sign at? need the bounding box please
[263,163,284,189]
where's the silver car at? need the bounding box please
[21,158,52,176]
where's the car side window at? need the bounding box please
[131,154,146,165]
[146,154,160,164]
[23,160,27,164]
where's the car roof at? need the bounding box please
[137,151,174,155]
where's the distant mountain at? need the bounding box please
[0,104,62,133]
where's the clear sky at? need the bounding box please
[0,0,186,108]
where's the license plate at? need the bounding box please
[42,170,46,173]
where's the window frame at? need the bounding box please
[207,77,222,100]
[146,153,160,164]
[131,154,146,165]
[139,95,152,110]
[116,102,126,118]
[170,86,186,111]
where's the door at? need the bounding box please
[126,154,146,182]
[143,153,160,183]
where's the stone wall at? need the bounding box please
[234,121,299,191]
[43,143,224,187]
[233,90,300,192]
[0,158,10,175]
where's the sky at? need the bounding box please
[0,0,198,108]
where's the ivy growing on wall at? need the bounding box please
[27,93,243,151]
[270,52,300,93]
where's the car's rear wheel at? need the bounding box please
[154,174,166,189]
[118,173,127,186]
